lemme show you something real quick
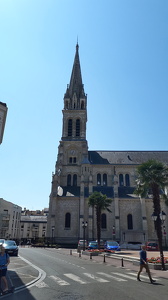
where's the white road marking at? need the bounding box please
[112,272,137,280]
[97,272,127,282]
[36,281,49,288]
[128,272,159,280]
[83,273,109,282]
[64,273,88,284]
[49,275,70,286]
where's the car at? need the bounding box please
[95,240,104,249]
[3,240,18,256]
[104,240,120,251]
[87,241,98,250]
[146,242,159,251]
[78,240,88,248]
[0,239,5,245]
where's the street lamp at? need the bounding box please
[82,221,87,251]
[163,226,167,248]
[123,232,125,241]
[52,226,55,247]
[112,226,115,240]
[151,210,166,270]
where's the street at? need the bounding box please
[6,247,168,300]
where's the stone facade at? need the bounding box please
[0,198,22,239]
[47,44,168,246]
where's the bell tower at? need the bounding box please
[47,44,89,242]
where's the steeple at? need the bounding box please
[65,43,85,101]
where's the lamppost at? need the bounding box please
[112,226,115,240]
[82,221,87,251]
[143,232,146,241]
[163,226,167,249]
[151,210,166,270]
[123,232,125,242]
[52,226,55,247]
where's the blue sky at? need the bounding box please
[0,0,168,210]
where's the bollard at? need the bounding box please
[70,249,72,255]
[79,252,81,258]
[90,253,92,259]
[103,254,106,263]
[121,257,124,267]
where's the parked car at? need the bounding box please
[120,242,142,250]
[78,240,88,248]
[95,240,104,249]
[104,241,120,251]
[0,239,5,245]
[87,241,98,250]
[3,240,18,256]
[146,242,159,251]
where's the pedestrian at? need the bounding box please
[137,245,156,284]
[0,245,10,292]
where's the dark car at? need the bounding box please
[146,242,159,251]
[104,241,121,251]
[87,241,98,250]
[3,240,18,256]
[0,239,5,245]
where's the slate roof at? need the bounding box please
[88,151,168,165]
[21,216,47,222]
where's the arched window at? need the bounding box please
[67,174,71,186]
[97,173,101,185]
[81,101,84,109]
[101,213,107,229]
[73,174,77,186]
[76,119,80,136]
[127,214,133,230]
[125,174,130,186]
[65,213,71,228]
[68,119,72,136]
[103,174,107,186]
[119,174,124,186]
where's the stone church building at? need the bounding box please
[47,44,168,246]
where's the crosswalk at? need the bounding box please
[44,271,158,287]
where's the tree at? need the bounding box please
[88,191,112,249]
[134,159,168,270]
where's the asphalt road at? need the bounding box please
[7,247,168,300]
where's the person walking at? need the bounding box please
[0,245,10,292]
[137,245,156,284]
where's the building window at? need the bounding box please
[69,157,72,163]
[73,157,76,163]
[101,213,107,229]
[65,213,71,228]
[125,174,130,186]
[103,174,107,186]
[81,101,84,109]
[67,174,71,186]
[97,173,101,185]
[73,174,77,186]
[76,119,80,136]
[119,174,124,186]
[68,119,72,136]
[127,214,133,230]
[65,101,68,109]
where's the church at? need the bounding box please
[47,44,168,246]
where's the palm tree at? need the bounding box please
[134,159,168,270]
[88,191,112,249]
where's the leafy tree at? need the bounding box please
[88,191,112,249]
[134,159,168,270]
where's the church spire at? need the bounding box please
[65,43,85,100]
